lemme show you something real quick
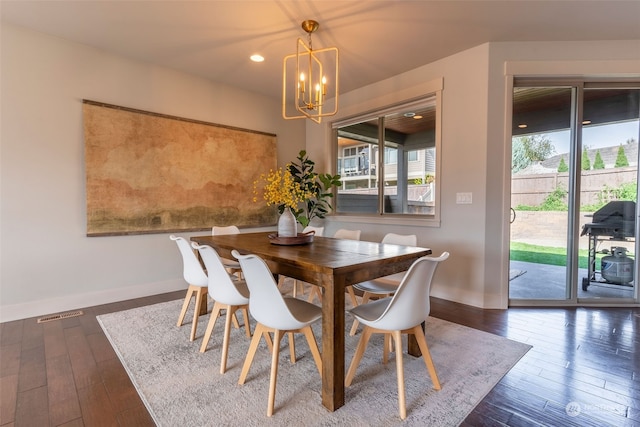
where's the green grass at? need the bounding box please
[510,241,600,269]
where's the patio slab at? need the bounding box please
[509,260,636,300]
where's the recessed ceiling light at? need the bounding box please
[250,54,264,63]
[403,112,415,118]
[413,115,423,120]
[518,124,527,128]
[582,120,592,125]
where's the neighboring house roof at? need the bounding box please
[515,162,556,175]
[542,141,638,171]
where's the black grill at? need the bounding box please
[581,200,636,291]
[581,200,636,239]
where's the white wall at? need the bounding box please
[0,24,305,321]
[2,23,638,321]
[308,40,640,309]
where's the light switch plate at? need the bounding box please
[456,192,472,204]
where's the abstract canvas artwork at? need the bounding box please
[83,100,277,236]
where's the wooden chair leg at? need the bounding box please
[228,268,243,279]
[307,286,322,304]
[383,333,391,364]
[267,329,284,417]
[393,330,407,420]
[177,286,195,327]
[345,327,373,386]
[232,311,241,329]
[288,332,296,363]
[347,285,358,307]
[412,325,441,390]
[263,330,274,352]
[349,318,359,336]
[349,292,371,336]
[241,307,251,337]
[190,287,205,341]
[220,305,236,374]
[302,326,323,376]
[199,302,223,353]
[239,323,266,385]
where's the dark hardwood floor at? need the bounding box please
[1,291,638,426]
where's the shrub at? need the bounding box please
[516,183,635,213]
[540,187,568,211]
[593,151,605,169]
[557,157,568,172]
[581,148,591,170]
[615,145,629,168]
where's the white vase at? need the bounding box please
[278,208,298,237]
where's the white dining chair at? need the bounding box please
[170,235,209,341]
[333,228,361,240]
[192,242,251,374]
[233,250,322,417]
[345,252,449,420]
[212,225,243,277]
[349,233,418,336]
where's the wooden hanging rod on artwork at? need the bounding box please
[82,99,276,138]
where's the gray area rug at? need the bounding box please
[98,297,531,426]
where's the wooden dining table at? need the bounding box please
[190,231,431,412]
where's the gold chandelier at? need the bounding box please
[282,20,339,124]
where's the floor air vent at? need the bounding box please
[37,310,84,323]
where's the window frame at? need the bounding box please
[331,92,442,226]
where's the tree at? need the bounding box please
[581,148,591,171]
[615,145,629,168]
[512,134,555,173]
[593,151,605,169]
[557,157,568,172]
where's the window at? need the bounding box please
[384,147,398,164]
[334,94,440,216]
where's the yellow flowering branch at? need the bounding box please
[253,166,311,212]
[254,151,341,226]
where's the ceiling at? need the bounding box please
[2,1,639,103]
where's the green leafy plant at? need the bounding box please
[594,182,637,207]
[287,150,342,227]
[517,181,637,212]
[540,186,568,211]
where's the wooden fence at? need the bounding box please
[511,166,637,207]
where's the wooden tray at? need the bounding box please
[268,231,315,245]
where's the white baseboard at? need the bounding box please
[0,279,186,323]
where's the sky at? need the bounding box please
[547,120,639,155]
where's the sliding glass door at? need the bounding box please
[509,80,640,305]
[510,86,573,300]
[577,87,639,302]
